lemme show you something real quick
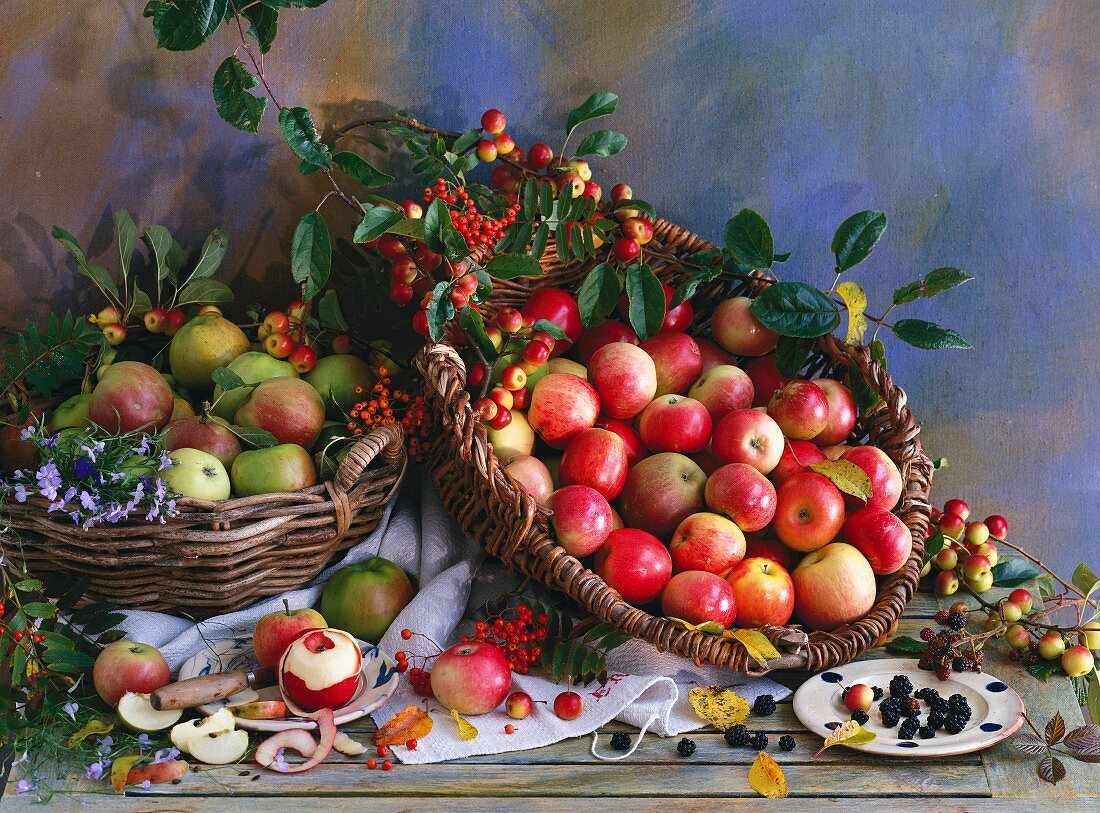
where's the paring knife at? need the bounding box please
[150,666,277,711]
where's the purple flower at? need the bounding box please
[14,779,35,794]
[62,701,79,720]
[132,437,152,457]
[74,456,98,479]
[139,780,152,790]
[137,734,152,750]
[157,452,173,470]
[96,735,114,755]
[41,432,58,449]
[80,440,104,462]
[13,483,28,503]
[19,425,35,441]
[79,490,98,510]
[84,762,104,781]
[272,748,289,772]
[36,463,62,500]
[47,499,67,513]
[153,747,180,764]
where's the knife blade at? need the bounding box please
[151,666,277,711]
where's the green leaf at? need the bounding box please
[992,558,1044,588]
[892,319,972,350]
[291,211,331,301]
[885,635,929,655]
[229,424,279,448]
[625,264,665,341]
[190,228,228,282]
[1028,660,1064,681]
[114,209,137,281]
[129,284,153,316]
[317,289,348,331]
[13,579,44,593]
[457,306,495,359]
[485,253,543,281]
[577,263,621,328]
[530,222,550,261]
[1072,563,1099,599]
[279,106,331,169]
[531,320,568,341]
[153,0,227,51]
[774,335,813,378]
[212,56,267,134]
[923,531,945,564]
[261,0,329,7]
[332,151,394,188]
[749,281,840,338]
[81,611,126,635]
[20,601,56,619]
[176,279,233,306]
[242,2,278,52]
[426,281,452,342]
[211,367,246,391]
[723,209,774,269]
[574,129,628,158]
[892,267,973,306]
[832,210,887,273]
[53,226,121,301]
[354,205,402,244]
[1088,673,1100,726]
[421,198,449,254]
[452,128,481,154]
[566,91,618,137]
[142,224,174,282]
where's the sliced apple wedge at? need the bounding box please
[170,707,235,754]
[332,732,367,756]
[230,700,287,720]
[188,728,250,766]
[117,691,183,733]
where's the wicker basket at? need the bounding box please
[417,219,934,674]
[4,423,407,618]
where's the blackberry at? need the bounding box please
[610,731,631,751]
[936,666,952,681]
[914,687,940,702]
[898,719,919,740]
[948,693,968,708]
[901,697,922,718]
[952,656,971,672]
[930,697,949,715]
[872,686,884,700]
[946,611,967,631]
[753,694,777,716]
[749,732,769,750]
[927,712,946,730]
[889,675,913,698]
[918,725,936,739]
[851,709,870,725]
[676,737,696,757]
[879,696,901,714]
[934,610,950,625]
[724,725,749,748]
[880,708,901,728]
[944,716,966,735]
[778,735,796,752]
[919,627,936,642]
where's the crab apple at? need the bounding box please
[390,282,414,306]
[705,463,778,533]
[490,387,514,409]
[985,514,1009,539]
[637,395,712,454]
[839,445,904,511]
[164,309,187,336]
[264,332,294,359]
[1004,624,1030,650]
[529,373,600,449]
[493,132,515,155]
[512,387,531,410]
[662,570,737,627]
[844,684,875,713]
[376,234,407,261]
[743,354,789,407]
[558,171,586,198]
[772,471,846,553]
[641,333,703,396]
[1038,632,1067,660]
[619,453,707,539]
[610,182,632,203]
[588,342,657,419]
[488,406,512,431]
[939,512,966,540]
[669,512,746,575]
[391,257,418,285]
[501,365,527,392]
[481,108,506,134]
[812,378,858,446]
[949,600,970,615]
[711,408,784,474]
[597,417,647,468]
[577,320,638,365]
[688,365,754,423]
[725,557,795,627]
[144,307,169,334]
[998,599,1023,623]
[506,691,534,720]
[473,397,498,421]
[1008,588,1033,614]
[494,307,524,333]
[527,142,553,169]
[965,521,990,547]
[712,296,779,356]
[476,139,498,162]
[331,335,353,355]
[935,569,960,596]
[560,428,629,500]
[582,181,602,202]
[553,691,583,720]
[96,304,123,325]
[522,288,582,353]
[743,534,797,571]
[263,311,291,335]
[612,237,641,263]
[594,528,673,605]
[621,217,654,245]
[286,300,307,323]
[841,505,912,574]
[547,485,614,557]
[414,244,442,272]
[768,380,829,440]
[523,340,552,366]
[934,547,959,570]
[657,284,693,334]
[943,498,970,521]
[288,344,317,374]
[770,439,827,486]
[970,541,999,566]
[567,158,592,181]
[1079,621,1100,651]
[102,323,128,346]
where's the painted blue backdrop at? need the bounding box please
[0,1,1096,577]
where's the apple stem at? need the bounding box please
[199,401,212,424]
[283,599,292,617]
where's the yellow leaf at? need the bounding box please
[669,617,727,635]
[450,708,478,740]
[837,280,868,345]
[373,704,434,746]
[68,719,115,749]
[731,629,781,669]
[808,459,873,502]
[688,685,750,729]
[811,720,878,759]
[110,755,143,793]
[748,750,788,798]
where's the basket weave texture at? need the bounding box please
[4,423,407,618]
[417,218,933,674]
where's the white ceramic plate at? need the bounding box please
[793,657,1025,757]
[177,636,400,732]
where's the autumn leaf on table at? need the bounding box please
[811,720,877,759]
[450,709,479,740]
[373,705,433,746]
[688,685,750,729]
[68,719,114,748]
[748,751,788,798]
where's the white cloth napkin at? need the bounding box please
[119,468,790,763]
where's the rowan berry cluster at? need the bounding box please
[463,603,548,674]
[347,366,434,462]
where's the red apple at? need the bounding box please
[637,395,712,453]
[89,361,174,434]
[711,296,778,356]
[430,641,512,715]
[522,288,581,356]
[588,343,657,419]
[695,338,737,373]
[705,463,778,533]
[506,691,534,719]
[688,365,755,423]
[661,571,737,626]
[726,557,795,627]
[253,601,328,668]
[528,373,601,449]
[985,514,1009,540]
[767,380,829,440]
[639,333,703,396]
[844,684,875,713]
[812,378,858,446]
[164,416,242,469]
[743,534,797,571]
[547,485,614,556]
[93,641,171,707]
[770,439,828,486]
[577,320,638,365]
[235,377,326,449]
[279,628,363,711]
[596,417,647,468]
[820,444,850,460]
[594,528,673,605]
[319,557,416,643]
[659,284,693,333]
[560,428,629,500]
[618,453,707,539]
[791,543,877,631]
[772,471,846,553]
[840,445,903,511]
[504,454,555,505]
[842,506,913,575]
[669,512,747,575]
[711,409,784,475]
[743,354,789,407]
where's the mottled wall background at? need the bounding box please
[1,1,1097,576]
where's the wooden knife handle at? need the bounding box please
[151,672,253,711]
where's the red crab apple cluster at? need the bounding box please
[255,301,317,373]
[470,287,911,633]
[927,498,1008,597]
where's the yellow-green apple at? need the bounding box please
[1038,632,1066,660]
[521,288,582,356]
[231,444,317,496]
[639,333,702,396]
[165,415,242,468]
[767,380,829,440]
[637,395,712,454]
[705,462,778,533]
[840,445,903,510]
[812,378,857,446]
[587,342,656,419]
[116,691,183,733]
[726,557,795,627]
[253,600,328,668]
[842,505,913,574]
[695,337,737,373]
[1008,587,1033,614]
[1079,620,1100,651]
[669,512,746,575]
[528,373,600,449]
[688,365,754,422]
[661,570,737,626]
[821,444,850,460]
[52,393,93,429]
[430,641,512,715]
[90,361,174,433]
[744,534,798,571]
[934,546,959,570]
[594,528,673,605]
[559,428,628,500]
[743,354,789,407]
[163,448,231,500]
[547,485,614,557]
[212,351,299,421]
[235,377,325,448]
[935,569,960,595]
[577,320,637,365]
[547,358,588,379]
[304,354,376,420]
[93,641,171,707]
[772,470,846,552]
[487,409,534,463]
[1061,645,1095,677]
[939,512,966,540]
[964,520,990,548]
[278,628,363,711]
[504,454,554,505]
[505,691,534,719]
[168,313,251,390]
[170,398,195,421]
[770,439,827,486]
[711,296,778,356]
[618,452,707,538]
[320,557,415,643]
[961,553,994,592]
[711,409,784,474]
[791,543,877,631]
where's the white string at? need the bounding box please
[590,712,660,761]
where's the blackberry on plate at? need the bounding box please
[677,737,696,757]
[944,716,965,735]
[927,712,945,730]
[851,709,870,725]
[753,694,777,716]
[918,726,936,739]
[901,697,922,717]
[948,694,969,708]
[946,611,967,631]
[880,708,901,728]
[610,732,631,751]
[778,735,796,752]
[724,725,749,748]
[889,675,913,698]
[749,732,769,750]
[880,697,901,714]
[914,687,940,701]
[898,720,919,740]
[930,697,949,715]
[872,686,884,700]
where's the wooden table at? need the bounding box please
[7,583,1098,811]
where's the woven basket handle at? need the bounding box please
[325,423,406,536]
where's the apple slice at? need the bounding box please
[188,728,250,765]
[230,700,287,720]
[332,732,367,756]
[117,691,183,733]
[170,707,235,754]
[255,708,336,773]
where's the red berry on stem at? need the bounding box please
[984,514,1009,539]
[481,109,507,134]
[476,140,498,162]
[527,143,553,169]
[612,237,641,263]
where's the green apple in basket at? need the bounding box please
[51,393,93,430]
[162,448,231,501]
[320,557,415,643]
[230,444,317,496]
[304,354,376,420]
[168,313,251,391]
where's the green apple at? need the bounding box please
[163,448,231,500]
[304,355,376,420]
[320,557,415,643]
[486,409,534,464]
[231,444,317,496]
[171,397,196,421]
[168,314,251,391]
[52,394,93,429]
[211,351,298,421]
[117,691,182,733]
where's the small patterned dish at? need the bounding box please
[793,657,1025,757]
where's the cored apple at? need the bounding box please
[705,462,777,533]
[594,528,673,605]
[576,320,638,365]
[695,338,737,373]
[770,439,827,486]
[637,395,712,454]
[840,445,903,511]
[639,333,702,396]
[559,428,629,500]
[587,343,657,419]
[726,557,795,627]
[688,365,755,422]
[743,354,789,407]
[618,453,707,539]
[596,417,647,468]
[278,628,363,711]
[528,373,601,449]
[521,288,581,356]
[743,534,797,571]
[430,641,512,715]
[812,378,858,446]
[661,571,737,626]
[504,454,555,505]
[767,380,829,440]
[547,485,614,556]
[253,601,328,668]
[791,543,877,631]
[669,512,746,575]
[711,408,784,474]
[711,296,778,356]
[842,506,913,574]
[772,470,847,552]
